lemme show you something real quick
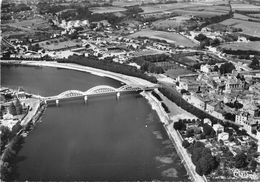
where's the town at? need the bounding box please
[1,0,260,181]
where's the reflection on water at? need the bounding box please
[2,65,189,181]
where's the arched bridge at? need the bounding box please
[44,84,158,105]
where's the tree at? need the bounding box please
[182,140,190,148]
[195,33,207,41]
[203,124,214,136]
[173,121,182,130]
[0,126,11,153]
[234,153,248,168]
[192,147,204,165]
[219,62,236,74]
[173,120,186,131]
[2,147,16,162]
[211,38,220,47]
[213,65,219,72]
[14,98,23,115]
[8,102,16,115]
[249,159,257,172]
[186,129,194,138]
[0,162,12,180]
[249,56,260,69]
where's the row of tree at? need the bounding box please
[130,54,172,74]
[0,135,24,180]
[195,33,221,49]
[8,98,23,116]
[58,55,157,83]
[158,87,222,124]
[183,141,219,176]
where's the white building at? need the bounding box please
[200,64,212,73]
[218,132,229,141]
[213,123,224,133]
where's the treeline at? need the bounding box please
[158,87,222,124]
[0,135,24,180]
[137,36,169,44]
[184,141,219,176]
[37,3,142,25]
[151,91,162,101]
[57,55,157,83]
[130,54,170,74]
[200,13,233,29]
[221,49,260,56]
[161,102,170,113]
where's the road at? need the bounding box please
[20,98,41,126]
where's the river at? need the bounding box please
[2,65,188,181]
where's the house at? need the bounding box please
[225,77,243,93]
[204,118,212,126]
[213,123,224,133]
[200,64,212,73]
[3,111,14,120]
[218,132,229,141]
[178,79,208,92]
[16,91,26,100]
[235,112,249,125]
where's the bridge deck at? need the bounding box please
[44,85,158,102]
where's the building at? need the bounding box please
[225,77,243,93]
[204,118,212,126]
[200,64,212,73]
[213,123,224,133]
[218,132,229,141]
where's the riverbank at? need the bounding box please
[1,60,203,181]
[0,99,46,181]
[141,90,206,182]
[0,60,156,88]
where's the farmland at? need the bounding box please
[112,0,161,7]
[89,6,127,14]
[220,18,260,37]
[232,13,260,22]
[248,14,260,18]
[218,41,260,52]
[139,3,230,18]
[129,30,197,47]
[139,3,204,14]
[152,16,192,30]
[34,38,82,51]
[231,3,260,11]
[165,66,195,79]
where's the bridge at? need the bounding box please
[43,84,158,106]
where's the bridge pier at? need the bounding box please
[116,92,120,100]
[84,95,88,104]
[56,99,59,106]
[44,100,47,104]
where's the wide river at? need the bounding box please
[2,65,188,181]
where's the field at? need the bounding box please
[89,6,127,14]
[220,18,260,37]
[152,16,191,30]
[232,13,260,22]
[129,30,197,47]
[139,3,230,18]
[139,3,204,14]
[231,3,260,12]
[6,18,50,32]
[34,38,82,51]
[130,49,163,57]
[218,41,260,52]
[112,0,161,7]
[165,66,195,79]
[248,14,260,18]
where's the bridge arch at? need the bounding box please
[85,85,118,95]
[119,85,142,92]
[57,90,84,98]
